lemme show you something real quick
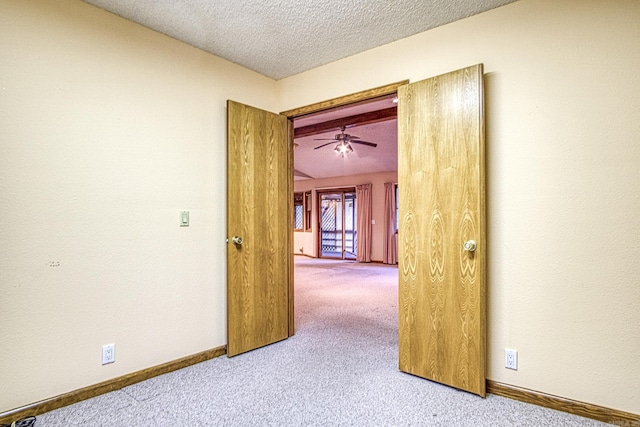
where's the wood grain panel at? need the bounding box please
[280,81,409,118]
[293,107,397,138]
[398,65,486,396]
[227,101,290,357]
[287,118,295,336]
[487,380,640,426]
[0,346,226,425]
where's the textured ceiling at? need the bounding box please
[81,0,519,179]
[82,0,519,80]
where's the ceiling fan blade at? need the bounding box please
[314,133,359,141]
[351,140,377,148]
[314,141,337,149]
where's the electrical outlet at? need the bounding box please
[505,348,518,370]
[102,343,115,365]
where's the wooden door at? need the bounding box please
[227,100,293,357]
[398,65,486,396]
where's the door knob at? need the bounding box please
[232,236,243,245]
[463,240,477,252]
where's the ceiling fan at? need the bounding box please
[314,126,377,157]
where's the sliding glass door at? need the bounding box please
[319,190,357,260]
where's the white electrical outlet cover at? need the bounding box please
[102,343,115,365]
[505,348,518,370]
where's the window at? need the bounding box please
[304,191,312,232]
[395,184,399,232]
[295,191,314,231]
[294,192,304,231]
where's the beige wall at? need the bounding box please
[0,0,277,412]
[293,171,398,261]
[2,0,639,417]
[280,0,640,414]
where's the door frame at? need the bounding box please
[281,80,409,336]
[280,81,409,119]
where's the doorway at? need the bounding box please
[318,189,357,260]
[281,67,486,396]
[228,66,485,396]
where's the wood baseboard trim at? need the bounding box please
[369,259,398,265]
[487,380,639,426]
[0,346,226,425]
[291,255,398,265]
[4,352,637,425]
[293,253,315,258]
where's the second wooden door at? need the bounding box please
[398,64,487,396]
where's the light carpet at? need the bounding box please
[37,257,609,426]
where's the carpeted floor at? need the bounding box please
[36,257,609,426]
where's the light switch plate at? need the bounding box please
[180,211,189,227]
